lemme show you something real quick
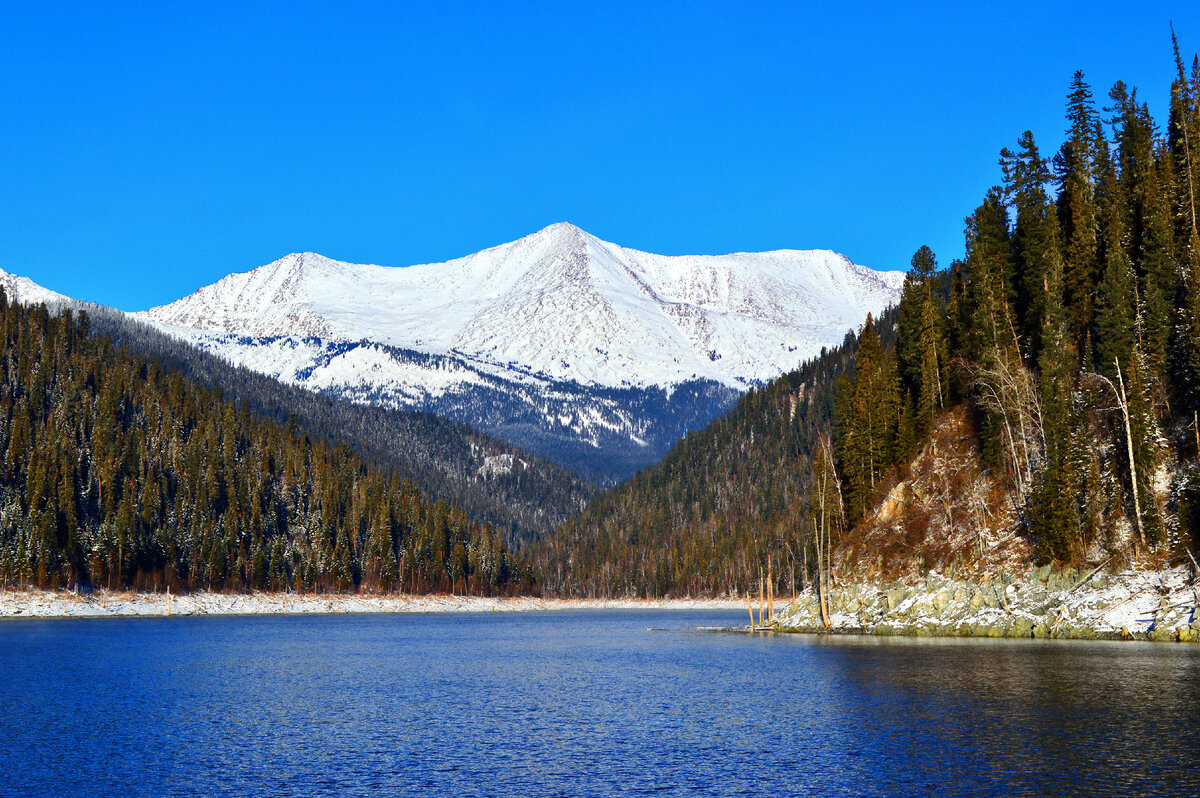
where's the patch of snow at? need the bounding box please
[0,590,746,618]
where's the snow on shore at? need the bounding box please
[775,565,1200,642]
[0,590,742,619]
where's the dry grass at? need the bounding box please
[835,407,1030,582]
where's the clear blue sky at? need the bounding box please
[1,1,1198,310]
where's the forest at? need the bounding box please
[0,293,534,594]
[87,308,596,542]
[538,38,1200,597]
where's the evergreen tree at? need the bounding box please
[1001,130,1061,362]
[1095,173,1139,376]
[1109,82,1174,386]
[896,245,947,436]
[963,188,1018,364]
[1054,72,1103,363]
[1171,40,1200,412]
[836,314,900,524]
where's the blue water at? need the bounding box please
[1,609,1198,797]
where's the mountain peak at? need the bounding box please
[0,268,72,307]
[138,227,905,388]
[534,221,585,237]
[265,251,341,275]
[518,221,594,250]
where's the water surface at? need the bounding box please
[1,610,1197,797]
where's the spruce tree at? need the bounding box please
[897,245,947,437]
[1095,174,1138,377]
[1109,83,1173,386]
[1001,130,1061,362]
[1054,72,1103,363]
[963,188,1018,363]
[836,314,899,524]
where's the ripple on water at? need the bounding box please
[0,611,1198,797]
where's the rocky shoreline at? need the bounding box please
[773,565,1200,642]
[0,590,743,619]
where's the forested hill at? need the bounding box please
[532,307,897,598]
[0,290,534,594]
[82,307,596,542]
[539,40,1200,598]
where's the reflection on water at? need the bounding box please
[1,611,1197,797]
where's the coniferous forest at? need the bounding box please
[533,317,888,597]
[84,307,596,542]
[538,40,1200,597]
[0,291,533,594]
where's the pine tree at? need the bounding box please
[963,188,1018,364]
[1109,82,1174,387]
[897,245,947,437]
[1170,39,1200,413]
[1027,181,1079,561]
[1095,174,1138,376]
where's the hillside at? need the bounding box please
[541,54,1200,599]
[0,271,595,541]
[0,289,532,594]
[533,309,896,597]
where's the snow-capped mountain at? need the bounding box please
[132,224,903,482]
[139,223,904,390]
[4,225,903,483]
[0,268,73,306]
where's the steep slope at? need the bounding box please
[0,290,534,594]
[533,310,894,597]
[145,331,740,484]
[539,48,1200,599]
[140,223,903,388]
[0,268,72,306]
[136,224,903,481]
[0,275,595,540]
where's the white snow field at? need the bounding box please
[136,222,904,390]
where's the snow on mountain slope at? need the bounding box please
[0,268,73,307]
[138,223,904,389]
[147,329,740,484]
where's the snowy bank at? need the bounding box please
[0,590,742,619]
[774,565,1200,642]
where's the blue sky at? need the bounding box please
[1,1,1198,310]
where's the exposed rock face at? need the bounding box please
[773,566,1200,642]
[835,408,1029,583]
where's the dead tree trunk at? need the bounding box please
[1114,357,1145,549]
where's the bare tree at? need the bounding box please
[968,349,1044,500]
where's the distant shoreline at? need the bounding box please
[0,589,746,620]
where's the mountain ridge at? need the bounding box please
[137,223,904,390]
[5,226,903,483]
[0,271,596,538]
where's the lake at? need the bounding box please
[1,609,1197,797]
